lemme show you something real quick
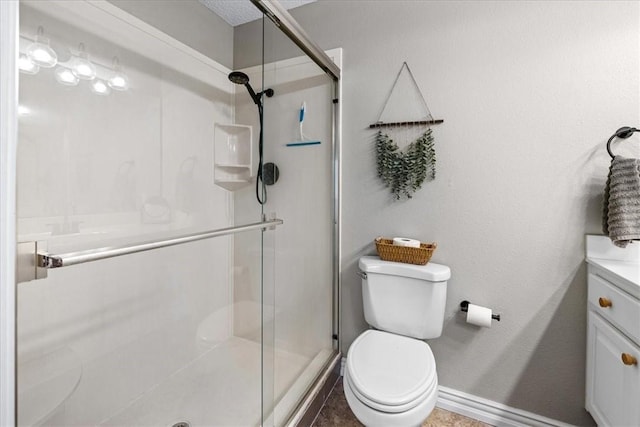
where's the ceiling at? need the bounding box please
[199,0,316,27]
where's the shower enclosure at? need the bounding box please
[1,1,341,425]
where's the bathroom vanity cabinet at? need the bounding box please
[585,236,640,427]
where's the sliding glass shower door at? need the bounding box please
[259,15,339,426]
[16,1,276,425]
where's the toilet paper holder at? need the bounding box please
[460,300,501,321]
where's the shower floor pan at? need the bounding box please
[98,337,330,427]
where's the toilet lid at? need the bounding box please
[346,330,436,409]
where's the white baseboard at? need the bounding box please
[436,386,575,427]
[339,357,572,427]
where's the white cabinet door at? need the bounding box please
[587,311,640,427]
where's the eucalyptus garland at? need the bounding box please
[375,128,435,199]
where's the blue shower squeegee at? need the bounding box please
[286,141,321,147]
[287,102,321,147]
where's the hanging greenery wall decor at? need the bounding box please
[376,128,435,199]
[370,62,443,200]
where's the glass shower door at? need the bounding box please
[16,1,274,426]
[261,16,338,426]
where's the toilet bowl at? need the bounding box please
[343,329,438,427]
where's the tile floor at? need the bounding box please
[313,378,492,427]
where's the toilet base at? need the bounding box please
[343,370,437,427]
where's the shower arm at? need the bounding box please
[246,84,274,107]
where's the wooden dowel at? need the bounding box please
[369,119,444,128]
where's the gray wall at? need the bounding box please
[107,0,234,69]
[236,1,640,425]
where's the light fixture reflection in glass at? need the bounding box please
[91,79,111,95]
[26,26,57,68]
[55,67,79,86]
[108,57,129,91]
[18,105,31,116]
[72,43,96,80]
[108,73,129,91]
[18,54,39,75]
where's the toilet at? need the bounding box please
[344,256,451,427]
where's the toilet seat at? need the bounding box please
[345,367,437,414]
[346,330,437,413]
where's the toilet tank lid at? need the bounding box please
[359,256,450,281]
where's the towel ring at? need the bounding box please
[607,126,639,159]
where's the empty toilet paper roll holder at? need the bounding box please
[460,301,501,321]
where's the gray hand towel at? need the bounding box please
[603,156,640,248]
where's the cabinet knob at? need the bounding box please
[621,353,637,366]
[598,297,612,308]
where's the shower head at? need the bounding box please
[228,70,274,107]
[228,71,250,85]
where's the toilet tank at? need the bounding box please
[359,256,450,339]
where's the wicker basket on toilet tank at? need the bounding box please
[374,237,436,265]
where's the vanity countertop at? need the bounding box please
[586,235,640,299]
[586,257,639,298]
